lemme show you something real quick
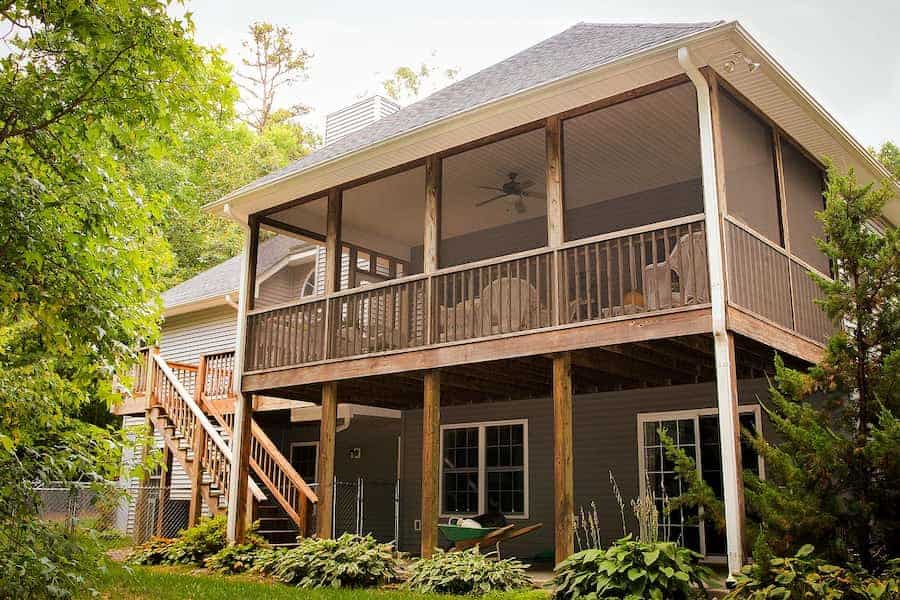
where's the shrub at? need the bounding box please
[272,533,400,588]
[725,545,900,600]
[127,536,176,565]
[127,516,263,567]
[553,535,713,600]
[404,547,532,595]
[204,543,268,574]
[248,547,288,576]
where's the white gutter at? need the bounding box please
[678,46,744,579]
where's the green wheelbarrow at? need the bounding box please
[438,518,543,553]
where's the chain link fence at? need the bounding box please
[33,478,399,546]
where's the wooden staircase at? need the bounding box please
[132,348,317,543]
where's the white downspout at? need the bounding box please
[225,204,253,543]
[678,46,744,577]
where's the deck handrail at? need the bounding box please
[151,354,266,503]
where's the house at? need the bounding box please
[126,21,898,575]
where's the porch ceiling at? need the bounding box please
[252,333,790,411]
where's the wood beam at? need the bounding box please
[553,353,574,565]
[316,382,338,538]
[325,189,343,295]
[155,444,173,535]
[188,355,208,527]
[421,371,440,558]
[546,115,564,247]
[243,308,713,392]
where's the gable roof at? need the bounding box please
[161,235,312,310]
[220,21,724,203]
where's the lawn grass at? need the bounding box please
[86,562,551,600]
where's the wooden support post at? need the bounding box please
[325,189,343,295]
[424,155,441,344]
[188,355,209,527]
[420,370,440,558]
[227,218,259,544]
[135,346,160,541]
[316,382,338,538]
[553,352,574,565]
[546,116,565,326]
[155,444,173,536]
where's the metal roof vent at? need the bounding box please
[324,95,400,146]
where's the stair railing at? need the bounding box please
[197,351,318,535]
[149,353,265,505]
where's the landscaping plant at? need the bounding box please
[272,533,400,588]
[404,547,532,595]
[725,544,900,599]
[128,516,264,567]
[205,543,268,574]
[553,534,712,600]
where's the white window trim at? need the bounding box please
[439,419,529,520]
[289,441,319,483]
[636,405,764,560]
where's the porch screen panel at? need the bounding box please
[485,424,525,515]
[719,90,782,245]
[780,138,829,274]
[563,83,703,242]
[442,427,479,514]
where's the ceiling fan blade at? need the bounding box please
[476,193,509,207]
[519,180,535,190]
[476,185,504,192]
[523,191,546,200]
[515,198,527,214]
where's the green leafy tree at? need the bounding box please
[663,166,898,572]
[381,55,459,104]
[0,1,221,596]
[875,141,900,179]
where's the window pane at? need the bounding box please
[443,471,479,514]
[739,413,761,475]
[642,417,697,550]
[290,445,317,483]
[564,83,702,242]
[720,90,781,244]
[485,425,524,468]
[443,428,479,469]
[485,424,526,515]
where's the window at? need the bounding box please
[638,407,763,557]
[440,420,528,518]
[290,442,318,483]
[300,269,317,298]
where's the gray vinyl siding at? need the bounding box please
[255,412,401,542]
[159,305,236,364]
[398,378,770,559]
[256,263,315,309]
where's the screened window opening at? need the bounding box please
[780,138,829,274]
[441,421,528,517]
[563,83,703,242]
[719,90,782,245]
[640,408,762,557]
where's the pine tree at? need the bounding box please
[745,167,899,570]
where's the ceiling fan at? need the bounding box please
[475,172,545,214]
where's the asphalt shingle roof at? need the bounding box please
[161,235,311,308]
[222,21,722,201]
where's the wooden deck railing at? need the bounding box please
[724,217,834,343]
[130,347,151,395]
[149,354,265,505]
[174,350,318,533]
[244,216,713,371]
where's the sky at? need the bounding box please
[183,0,899,150]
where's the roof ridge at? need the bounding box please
[577,21,725,28]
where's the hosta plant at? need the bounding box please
[204,543,267,574]
[553,535,713,600]
[404,547,533,595]
[272,533,400,588]
[127,536,175,565]
[725,545,900,600]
